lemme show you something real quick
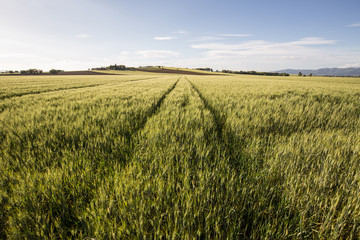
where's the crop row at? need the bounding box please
[188,75,360,238]
[0,76,178,238]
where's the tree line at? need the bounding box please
[20,69,43,75]
[92,64,136,71]
[195,68,213,72]
[1,69,65,75]
[222,70,289,76]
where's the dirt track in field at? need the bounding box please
[0,71,116,76]
[48,71,117,75]
[137,68,224,75]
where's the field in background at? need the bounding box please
[93,66,226,76]
[0,72,359,239]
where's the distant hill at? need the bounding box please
[274,67,360,76]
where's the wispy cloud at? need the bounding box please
[192,37,335,53]
[347,22,360,27]
[219,33,252,37]
[76,34,91,39]
[154,36,175,40]
[190,36,224,42]
[290,37,336,45]
[338,63,360,68]
[173,30,188,34]
[189,37,340,68]
[119,51,131,56]
[191,40,269,50]
[190,33,252,42]
[136,50,180,58]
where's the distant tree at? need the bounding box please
[309,73,313,76]
[91,67,106,70]
[50,69,60,74]
[8,70,14,74]
[298,72,303,76]
[107,64,127,70]
[50,69,63,74]
[196,68,213,72]
[221,69,289,76]
[20,69,43,75]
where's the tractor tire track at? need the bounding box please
[186,77,227,140]
[186,77,246,170]
[122,77,181,159]
[131,77,180,136]
[89,76,180,167]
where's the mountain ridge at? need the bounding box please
[274,67,360,76]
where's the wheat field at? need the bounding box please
[0,73,359,239]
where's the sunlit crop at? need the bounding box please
[1,73,359,239]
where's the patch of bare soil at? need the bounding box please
[137,68,223,75]
[45,71,117,75]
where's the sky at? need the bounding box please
[1,0,360,71]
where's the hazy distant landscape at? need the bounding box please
[276,67,360,76]
[3,66,360,77]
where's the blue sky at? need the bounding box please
[1,0,360,71]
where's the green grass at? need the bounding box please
[0,73,359,239]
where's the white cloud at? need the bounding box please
[280,56,301,60]
[173,30,188,34]
[186,36,352,71]
[76,34,91,39]
[0,53,40,58]
[347,22,360,27]
[191,40,269,50]
[190,36,224,42]
[290,37,336,45]
[338,63,360,68]
[191,38,335,55]
[219,33,252,37]
[119,51,130,55]
[190,34,251,42]
[153,36,175,40]
[136,50,180,58]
